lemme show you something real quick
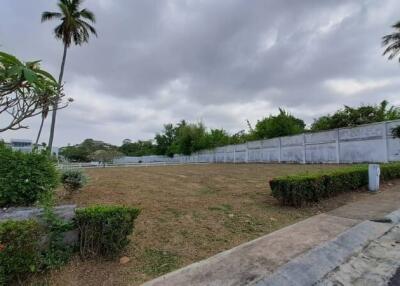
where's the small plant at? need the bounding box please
[61,169,87,193]
[0,144,59,207]
[0,220,44,284]
[392,126,400,139]
[75,205,140,258]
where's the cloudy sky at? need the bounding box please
[1,0,400,146]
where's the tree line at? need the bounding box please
[59,100,400,161]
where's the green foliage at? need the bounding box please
[0,50,60,132]
[59,139,118,162]
[0,220,43,285]
[392,126,400,139]
[252,108,305,139]
[90,149,123,166]
[61,169,87,193]
[75,205,140,258]
[60,102,400,159]
[311,100,400,131]
[142,249,180,276]
[0,209,74,285]
[270,163,400,206]
[42,0,97,47]
[119,140,156,156]
[0,144,59,207]
[38,193,75,270]
[382,20,400,62]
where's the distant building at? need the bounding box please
[10,139,33,153]
[122,138,132,145]
[2,139,59,156]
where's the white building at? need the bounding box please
[1,139,59,156]
[10,139,33,153]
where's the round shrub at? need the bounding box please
[0,219,44,284]
[61,169,87,193]
[0,145,59,207]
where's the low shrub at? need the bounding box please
[61,169,87,193]
[0,145,59,207]
[270,163,400,207]
[75,205,140,258]
[0,220,44,285]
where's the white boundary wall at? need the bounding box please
[115,120,400,165]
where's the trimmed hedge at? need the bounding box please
[270,163,400,207]
[0,144,59,207]
[75,205,140,258]
[0,220,44,285]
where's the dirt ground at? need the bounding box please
[30,164,375,286]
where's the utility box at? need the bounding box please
[368,164,380,192]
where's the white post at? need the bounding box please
[384,122,389,163]
[302,134,306,164]
[368,164,380,192]
[336,129,340,164]
[278,138,282,163]
[245,142,249,163]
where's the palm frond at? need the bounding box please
[42,0,97,46]
[77,19,97,36]
[41,11,62,22]
[79,8,95,22]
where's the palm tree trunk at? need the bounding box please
[35,115,45,146]
[48,43,68,152]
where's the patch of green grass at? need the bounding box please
[223,214,267,234]
[198,186,219,195]
[142,249,180,276]
[208,204,233,213]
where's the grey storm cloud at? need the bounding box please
[1,0,400,145]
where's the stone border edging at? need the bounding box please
[385,209,400,224]
[250,220,394,286]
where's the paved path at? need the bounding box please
[317,224,400,286]
[142,186,400,286]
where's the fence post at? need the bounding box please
[384,122,390,163]
[233,146,236,164]
[245,142,249,163]
[302,134,306,164]
[278,138,282,163]
[336,129,340,164]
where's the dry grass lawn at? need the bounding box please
[32,163,372,286]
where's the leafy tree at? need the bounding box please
[90,150,123,167]
[42,0,97,151]
[252,108,305,139]
[119,140,156,156]
[382,20,400,62]
[154,123,180,157]
[59,139,117,162]
[204,129,231,148]
[174,122,208,155]
[311,100,400,131]
[0,51,67,132]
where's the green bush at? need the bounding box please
[0,220,44,285]
[61,169,87,193]
[270,163,400,206]
[0,145,59,207]
[75,205,140,258]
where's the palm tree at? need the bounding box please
[382,21,400,61]
[41,0,97,151]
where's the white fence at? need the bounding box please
[114,120,400,165]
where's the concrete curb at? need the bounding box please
[385,209,400,224]
[250,220,394,286]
